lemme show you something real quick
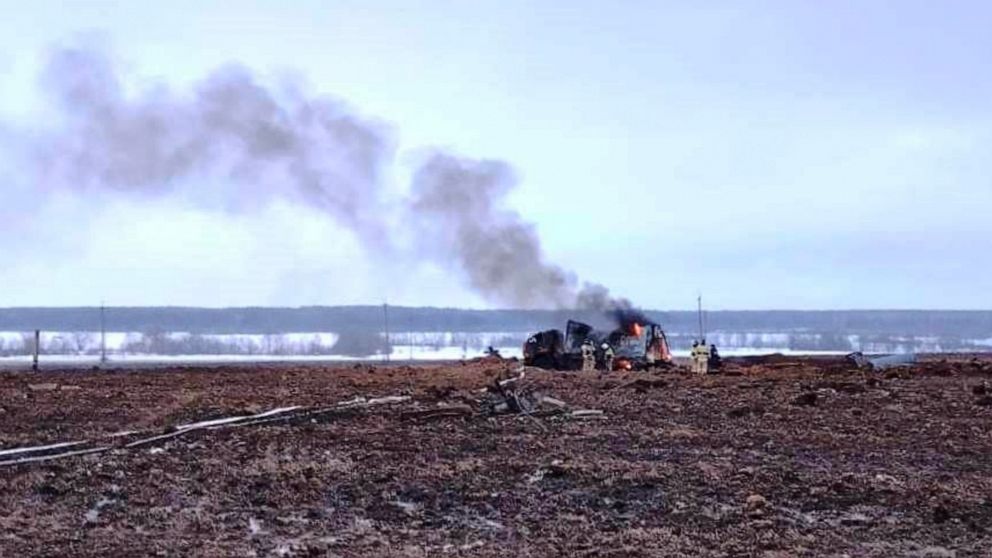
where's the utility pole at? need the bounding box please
[697,294,704,342]
[382,302,390,363]
[32,329,40,371]
[100,302,107,364]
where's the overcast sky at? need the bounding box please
[0,1,989,309]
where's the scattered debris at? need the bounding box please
[27,383,60,392]
[872,474,904,491]
[791,391,818,406]
[537,395,567,408]
[392,500,420,515]
[0,395,412,467]
[847,352,918,371]
[727,405,763,418]
[248,517,263,536]
[481,371,603,421]
[83,497,115,525]
[846,352,871,368]
[2,382,601,469]
[0,445,112,467]
[527,459,569,483]
[840,512,872,526]
[0,440,88,459]
[0,357,990,556]
[483,375,540,415]
[568,409,605,419]
[869,353,918,370]
[611,377,667,391]
[744,494,769,518]
[401,404,474,421]
[176,406,303,431]
[124,406,304,449]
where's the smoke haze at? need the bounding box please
[14,43,625,310]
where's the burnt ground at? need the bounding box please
[1,356,991,557]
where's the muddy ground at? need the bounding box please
[1,356,991,557]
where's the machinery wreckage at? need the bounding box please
[521,311,921,375]
[523,312,677,372]
[517,299,922,376]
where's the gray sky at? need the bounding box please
[0,0,989,309]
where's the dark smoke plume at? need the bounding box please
[19,43,631,310]
[35,46,393,249]
[409,153,583,308]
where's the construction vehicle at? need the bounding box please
[521,329,565,369]
[523,318,673,371]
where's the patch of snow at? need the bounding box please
[84,497,114,524]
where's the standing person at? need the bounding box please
[692,340,710,375]
[708,344,721,371]
[601,343,615,372]
[580,340,596,371]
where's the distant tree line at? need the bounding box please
[0,307,990,338]
[0,331,389,357]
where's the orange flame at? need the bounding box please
[630,323,643,337]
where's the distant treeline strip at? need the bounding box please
[0,307,990,337]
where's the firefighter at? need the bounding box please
[601,342,615,372]
[708,344,721,371]
[580,340,596,371]
[691,340,710,374]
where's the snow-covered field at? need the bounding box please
[0,328,986,367]
[0,345,847,368]
[0,331,340,355]
[0,330,518,365]
[0,344,521,366]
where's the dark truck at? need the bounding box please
[523,319,673,371]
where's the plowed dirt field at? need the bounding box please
[1,356,990,557]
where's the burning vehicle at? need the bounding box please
[523,314,673,371]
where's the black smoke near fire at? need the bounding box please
[15,43,630,310]
[610,305,654,334]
